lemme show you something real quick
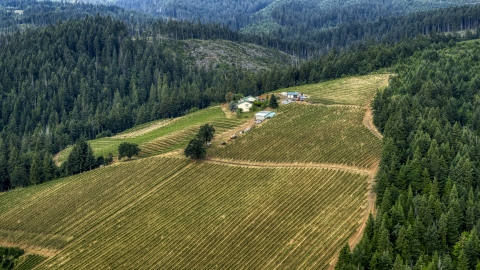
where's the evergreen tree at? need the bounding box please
[29,153,42,185]
[269,94,278,109]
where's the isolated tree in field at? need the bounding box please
[197,124,215,145]
[269,94,278,108]
[118,142,141,160]
[184,138,206,159]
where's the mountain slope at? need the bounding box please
[0,73,383,269]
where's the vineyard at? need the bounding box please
[278,74,389,106]
[1,74,386,269]
[0,157,370,269]
[56,106,248,162]
[0,157,189,249]
[209,103,382,168]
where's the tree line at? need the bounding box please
[336,38,480,269]
[0,11,477,192]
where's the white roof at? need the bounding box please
[255,111,273,116]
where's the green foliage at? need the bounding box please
[0,246,24,270]
[269,94,278,108]
[65,139,97,175]
[118,143,141,161]
[196,124,215,146]
[184,138,206,160]
[338,39,480,269]
[184,124,215,159]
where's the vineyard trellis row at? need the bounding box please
[21,159,371,269]
[276,74,389,106]
[209,103,382,168]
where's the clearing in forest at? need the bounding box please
[278,74,389,106]
[2,73,387,269]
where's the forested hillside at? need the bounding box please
[0,7,476,192]
[51,0,476,32]
[0,16,277,191]
[336,40,480,269]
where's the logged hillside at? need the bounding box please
[0,74,384,269]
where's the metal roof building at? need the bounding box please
[255,111,276,121]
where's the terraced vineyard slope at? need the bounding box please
[280,74,389,106]
[209,104,381,167]
[56,106,248,162]
[0,157,370,269]
[1,74,387,269]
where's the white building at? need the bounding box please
[255,111,276,121]
[287,92,301,99]
[237,101,253,112]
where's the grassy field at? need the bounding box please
[277,74,389,106]
[57,106,248,162]
[0,157,370,269]
[209,103,382,168]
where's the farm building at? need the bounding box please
[245,95,258,102]
[237,101,253,112]
[287,92,301,98]
[255,111,276,121]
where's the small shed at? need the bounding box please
[287,92,301,98]
[255,111,276,121]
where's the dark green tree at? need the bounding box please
[196,124,215,146]
[118,142,141,160]
[29,153,42,185]
[65,138,97,175]
[184,138,206,159]
[269,94,278,109]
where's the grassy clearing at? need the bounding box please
[0,157,369,269]
[209,103,382,168]
[277,74,389,106]
[57,106,248,162]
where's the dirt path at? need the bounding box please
[363,105,383,140]
[212,118,255,145]
[113,119,173,139]
[326,161,378,269]
[204,157,373,175]
[0,241,58,257]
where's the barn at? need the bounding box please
[287,92,301,98]
[255,111,276,121]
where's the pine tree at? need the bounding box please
[29,153,42,185]
[42,152,57,182]
[269,94,278,109]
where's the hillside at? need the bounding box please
[0,74,384,269]
[179,39,297,71]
